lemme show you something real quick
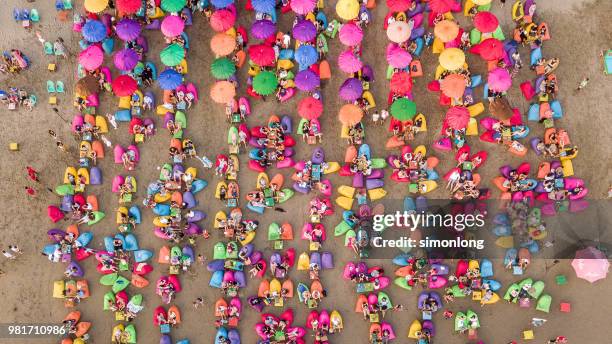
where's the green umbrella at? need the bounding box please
[211,57,237,80]
[390,98,417,121]
[160,43,185,66]
[252,71,278,96]
[161,0,186,13]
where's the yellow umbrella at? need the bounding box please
[336,0,360,21]
[434,20,459,43]
[472,0,492,5]
[439,48,465,71]
[84,0,109,13]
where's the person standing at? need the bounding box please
[576,77,590,91]
[25,186,36,197]
[2,250,16,260]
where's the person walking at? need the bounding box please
[26,166,40,182]
[576,77,590,91]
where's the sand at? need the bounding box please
[0,0,611,343]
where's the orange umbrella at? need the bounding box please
[210,33,236,56]
[439,73,467,99]
[338,104,363,125]
[210,80,236,104]
[434,20,459,43]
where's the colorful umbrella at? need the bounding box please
[114,48,139,71]
[489,97,513,120]
[386,0,412,12]
[439,47,465,70]
[445,106,470,130]
[390,98,417,120]
[75,76,99,97]
[473,11,499,33]
[82,20,107,43]
[84,0,108,13]
[161,15,185,37]
[248,44,276,66]
[158,69,183,90]
[112,75,138,96]
[298,97,323,119]
[210,9,236,32]
[471,38,504,61]
[250,19,276,40]
[472,0,492,4]
[295,69,320,92]
[338,49,363,73]
[116,18,142,41]
[434,20,459,43]
[210,80,236,104]
[211,0,234,9]
[339,22,363,46]
[291,0,317,15]
[293,20,317,42]
[428,0,454,14]
[572,247,610,283]
[295,45,318,69]
[211,57,237,79]
[440,73,467,98]
[339,78,363,101]
[79,45,104,71]
[252,0,275,14]
[116,0,142,15]
[210,33,236,56]
[252,71,278,96]
[336,0,360,21]
[488,67,512,92]
[386,44,412,68]
[390,71,412,93]
[161,0,186,12]
[338,104,363,125]
[160,43,185,66]
[386,21,411,44]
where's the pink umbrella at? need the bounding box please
[161,15,185,37]
[79,45,104,71]
[386,0,412,12]
[488,67,512,92]
[445,106,470,130]
[386,44,412,69]
[298,96,323,119]
[113,48,139,71]
[473,11,499,33]
[338,49,363,73]
[290,0,317,15]
[572,247,610,283]
[210,9,236,32]
[471,38,504,61]
[339,22,363,46]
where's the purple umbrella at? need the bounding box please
[361,64,374,82]
[250,19,276,40]
[295,69,320,92]
[113,48,139,71]
[292,20,317,42]
[115,18,142,41]
[339,78,363,101]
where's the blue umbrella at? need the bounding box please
[252,0,275,14]
[158,69,183,90]
[295,45,318,70]
[211,0,234,9]
[82,20,107,43]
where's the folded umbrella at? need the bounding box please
[158,69,183,90]
[82,20,107,43]
[116,18,142,41]
[339,78,363,101]
[114,48,139,71]
[339,22,363,46]
[298,96,323,119]
[295,69,320,92]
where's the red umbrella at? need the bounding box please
[248,44,276,67]
[112,75,138,96]
[473,11,499,33]
[471,38,504,61]
[445,106,470,130]
[210,9,236,32]
[386,0,412,13]
[390,71,412,93]
[298,97,323,119]
[116,0,141,15]
[428,0,454,14]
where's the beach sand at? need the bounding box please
[0,0,611,343]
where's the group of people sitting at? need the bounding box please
[0,87,36,111]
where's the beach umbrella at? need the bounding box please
[338,49,363,73]
[295,45,318,69]
[295,69,320,92]
[252,0,275,14]
[386,0,412,12]
[79,45,104,71]
[293,20,317,42]
[362,64,374,82]
[250,19,276,39]
[489,97,513,120]
[390,71,412,93]
[472,0,492,4]
[390,98,417,120]
[116,0,142,15]
[473,11,499,33]
[161,15,185,37]
[248,44,276,66]
[210,33,236,56]
[339,22,363,46]
[440,73,467,98]
[339,78,363,101]
[82,20,107,43]
[158,69,183,90]
[338,104,363,125]
[210,80,236,104]
[291,0,317,15]
[298,97,323,119]
[84,0,108,13]
[252,71,278,96]
[572,247,610,283]
[114,48,139,71]
[161,0,186,12]
[160,43,185,66]
[471,38,504,61]
[386,21,411,43]
[445,106,470,130]
[211,57,237,79]
[336,0,360,21]
[211,0,234,9]
[112,75,138,96]
[116,18,142,41]
[428,0,454,14]
[75,76,99,96]
[386,44,412,68]
[434,20,459,43]
[488,67,512,92]
[439,47,465,70]
[210,9,236,32]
